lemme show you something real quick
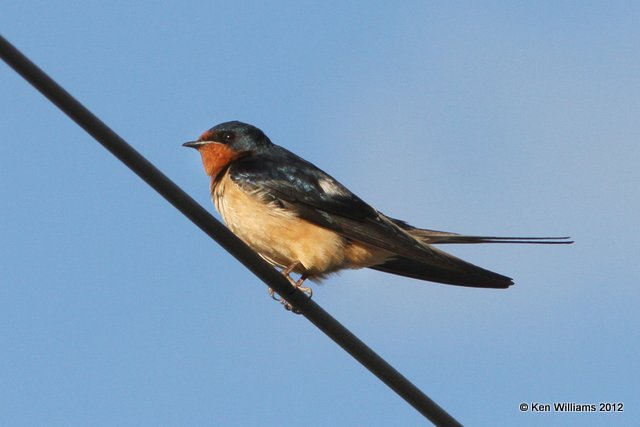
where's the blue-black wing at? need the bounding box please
[226,146,572,288]
[228,146,523,288]
[227,146,435,260]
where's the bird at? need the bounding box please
[184,121,571,310]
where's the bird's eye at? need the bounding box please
[222,131,234,143]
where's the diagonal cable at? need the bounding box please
[0,35,462,427]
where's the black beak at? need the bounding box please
[182,141,202,148]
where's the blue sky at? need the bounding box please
[1,2,638,426]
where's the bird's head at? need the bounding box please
[183,121,271,177]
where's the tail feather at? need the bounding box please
[410,230,573,245]
[386,218,573,245]
[370,217,573,288]
[369,254,513,289]
[365,216,573,288]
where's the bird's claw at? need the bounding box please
[267,269,312,314]
[268,287,281,302]
[267,287,299,313]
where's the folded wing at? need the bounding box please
[229,148,571,288]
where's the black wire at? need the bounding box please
[0,35,462,427]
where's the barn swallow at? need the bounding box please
[184,121,571,310]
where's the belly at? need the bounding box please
[213,175,352,277]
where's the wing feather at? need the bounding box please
[228,150,444,263]
[227,147,569,289]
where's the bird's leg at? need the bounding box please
[295,274,312,299]
[281,263,312,299]
[267,262,312,313]
[281,261,301,277]
[267,262,300,302]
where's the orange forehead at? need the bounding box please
[199,130,217,141]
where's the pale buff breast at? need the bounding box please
[211,173,392,278]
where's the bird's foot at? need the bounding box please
[290,275,313,299]
[267,286,299,313]
[268,287,280,302]
[267,265,311,314]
